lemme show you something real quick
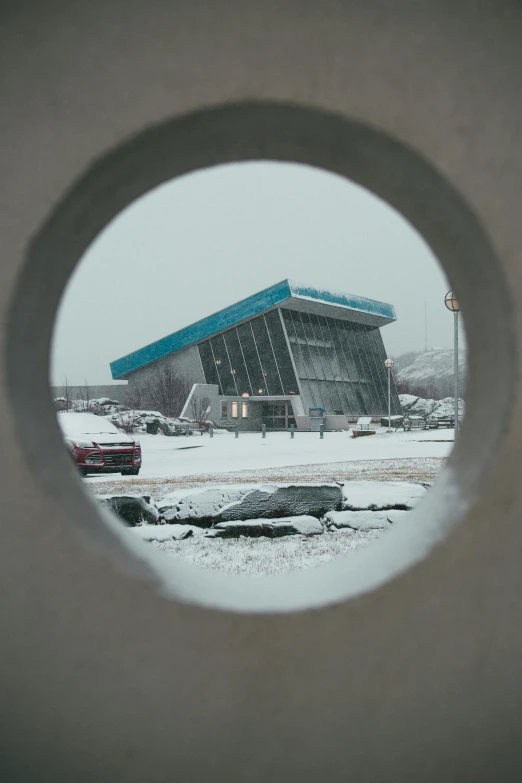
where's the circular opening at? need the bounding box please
[51,160,463,579]
[6,102,515,612]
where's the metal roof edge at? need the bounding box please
[287,280,396,321]
[111,279,397,379]
[110,279,292,379]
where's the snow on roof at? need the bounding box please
[110,279,396,380]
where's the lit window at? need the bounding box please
[231,401,238,418]
[221,401,228,418]
[242,401,248,418]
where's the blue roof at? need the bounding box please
[111,279,396,379]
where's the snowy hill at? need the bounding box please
[393,349,466,398]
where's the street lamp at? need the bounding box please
[384,358,394,430]
[444,290,460,438]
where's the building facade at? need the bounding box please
[110,280,401,431]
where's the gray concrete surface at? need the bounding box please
[1,2,522,781]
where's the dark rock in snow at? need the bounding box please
[221,484,342,522]
[208,515,324,538]
[100,495,160,527]
[158,483,342,527]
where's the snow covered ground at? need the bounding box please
[80,427,453,575]
[146,527,386,576]
[87,427,453,496]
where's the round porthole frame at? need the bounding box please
[5,101,515,613]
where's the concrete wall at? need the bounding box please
[181,383,264,431]
[324,415,350,431]
[2,4,522,783]
[295,414,349,432]
[125,344,205,390]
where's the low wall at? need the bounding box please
[296,415,351,431]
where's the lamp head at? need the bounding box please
[444,290,460,312]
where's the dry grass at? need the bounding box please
[88,457,444,497]
[150,528,386,576]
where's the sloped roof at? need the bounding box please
[110,279,396,379]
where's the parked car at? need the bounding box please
[58,412,141,476]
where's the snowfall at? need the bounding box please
[84,425,454,576]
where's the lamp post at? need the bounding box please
[384,358,394,430]
[444,290,460,438]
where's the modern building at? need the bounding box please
[110,280,401,431]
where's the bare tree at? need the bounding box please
[190,395,211,430]
[77,380,94,413]
[58,377,73,412]
[124,383,145,412]
[113,410,138,435]
[127,366,191,419]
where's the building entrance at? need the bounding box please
[261,402,296,431]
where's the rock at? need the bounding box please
[158,486,250,525]
[340,481,427,510]
[399,393,464,421]
[325,508,410,530]
[99,495,160,527]
[158,483,342,527]
[208,515,324,538]
[325,510,391,530]
[399,395,437,417]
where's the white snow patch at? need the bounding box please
[325,509,409,530]
[131,524,204,542]
[341,481,427,510]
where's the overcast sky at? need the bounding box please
[51,161,462,386]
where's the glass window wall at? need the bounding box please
[250,317,284,396]
[264,310,299,394]
[198,308,400,416]
[281,308,400,416]
[209,333,237,396]
[222,328,252,396]
[198,311,297,397]
[235,322,265,395]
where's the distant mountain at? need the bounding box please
[392,349,467,399]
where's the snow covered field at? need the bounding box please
[87,427,453,496]
[80,427,453,576]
